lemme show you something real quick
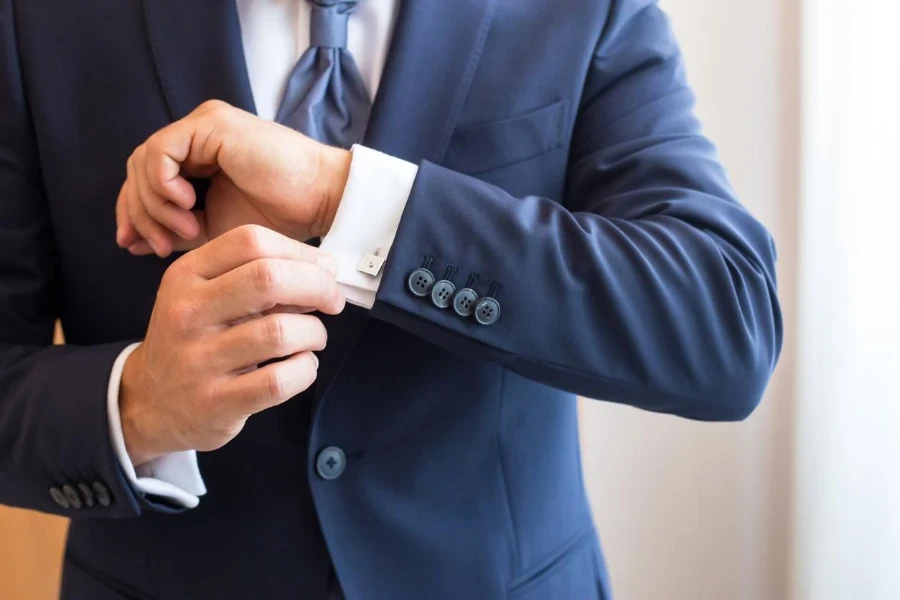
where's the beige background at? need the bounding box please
[0,0,798,598]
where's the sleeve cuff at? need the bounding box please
[319,144,419,309]
[106,342,207,509]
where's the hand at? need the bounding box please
[119,225,345,466]
[115,100,353,257]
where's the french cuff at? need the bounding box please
[319,144,419,309]
[106,342,207,508]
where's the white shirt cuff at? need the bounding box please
[319,144,419,309]
[107,342,207,508]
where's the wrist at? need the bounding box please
[120,346,167,467]
[315,145,352,238]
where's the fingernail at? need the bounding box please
[317,252,338,276]
[311,353,320,369]
[147,239,162,256]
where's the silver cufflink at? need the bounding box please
[357,247,386,276]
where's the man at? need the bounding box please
[0,0,782,598]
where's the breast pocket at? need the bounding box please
[442,99,569,176]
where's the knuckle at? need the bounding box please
[261,315,288,352]
[315,268,335,299]
[253,259,282,293]
[168,255,192,280]
[199,99,228,114]
[236,224,270,256]
[165,299,196,329]
[265,368,287,401]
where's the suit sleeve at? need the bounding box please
[0,1,172,517]
[371,0,783,421]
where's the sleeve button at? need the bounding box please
[474,297,501,325]
[453,288,479,317]
[49,487,70,509]
[431,280,456,308]
[62,484,82,509]
[407,268,435,297]
[92,481,113,507]
[78,483,95,508]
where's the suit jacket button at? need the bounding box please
[316,446,346,480]
[407,268,435,297]
[62,484,82,509]
[431,280,456,308]
[92,481,113,507]
[475,297,501,325]
[78,483,95,508]
[49,487,70,509]
[453,288,478,317]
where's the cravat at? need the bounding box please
[275,0,372,148]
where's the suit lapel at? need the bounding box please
[312,0,496,407]
[363,0,496,163]
[142,0,257,118]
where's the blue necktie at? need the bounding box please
[275,0,371,148]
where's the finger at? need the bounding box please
[181,224,334,280]
[199,259,345,325]
[131,145,201,240]
[221,351,319,417]
[128,240,155,256]
[116,181,142,248]
[138,174,201,240]
[165,211,209,253]
[207,313,327,374]
[126,156,176,257]
[141,101,244,203]
[144,138,199,210]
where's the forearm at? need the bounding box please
[372,160,781,420]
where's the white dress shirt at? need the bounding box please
[106,0,419,508]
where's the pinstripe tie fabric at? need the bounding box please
[275,0,371,148]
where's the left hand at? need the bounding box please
[116,100,352,257]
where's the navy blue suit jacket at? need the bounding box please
[0,0,782,598]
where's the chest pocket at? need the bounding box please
[442,99,569,175]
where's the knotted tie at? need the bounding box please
[275,0,371,148]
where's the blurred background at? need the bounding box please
[1,0,897,598]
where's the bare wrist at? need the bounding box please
[120,346,166,467]
[316,145,352,238]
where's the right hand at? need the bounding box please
[119,225,345,466]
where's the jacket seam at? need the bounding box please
[496,366,520,572]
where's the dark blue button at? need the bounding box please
[431,280,456,309]
[78,483,95,508]
[92,481,113,507]
[49,487,69,509]
[316,446,346,480]
[63,484,82,509]
[475,297,501,325]
[407,268,435,297]
[453,288,478,317]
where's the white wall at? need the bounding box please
[579,1,800,598]
[791,2,900,599]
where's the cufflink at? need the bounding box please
[357,253,386,276]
